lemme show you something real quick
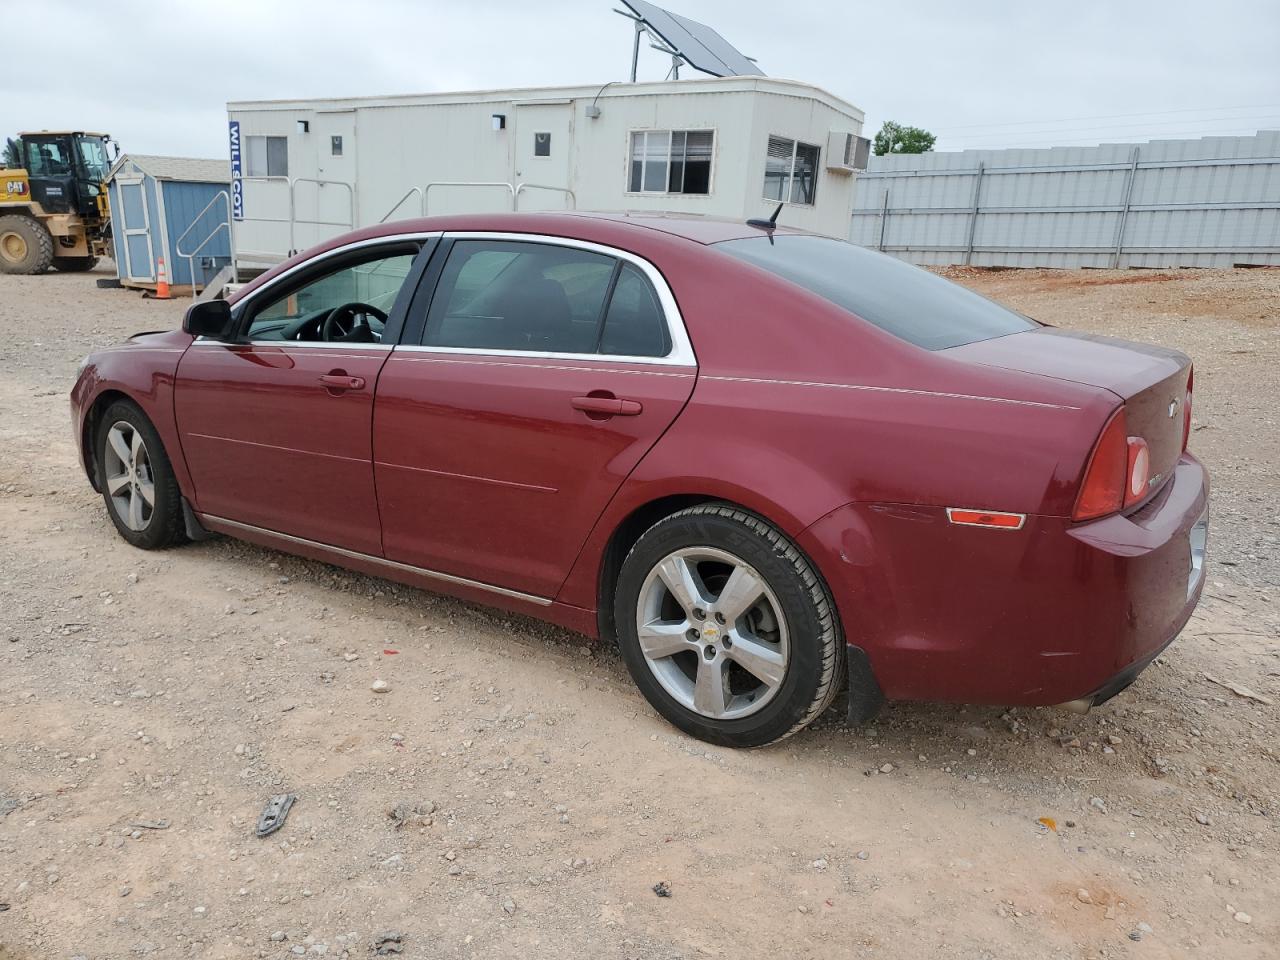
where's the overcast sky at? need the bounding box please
[3,0,1278,158]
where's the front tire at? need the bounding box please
[614,504,844,747]
[95,400,187,549]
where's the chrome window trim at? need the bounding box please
[392,343,690,366]
[420,231,697,368]
[390,351,698,376]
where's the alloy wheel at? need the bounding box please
[103,421,155,532]
[635,546,789,720]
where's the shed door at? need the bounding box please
[513,103,573,211]
[117,178,154,281]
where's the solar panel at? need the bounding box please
[620,0,764,78]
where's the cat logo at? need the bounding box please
[4,180,28,196]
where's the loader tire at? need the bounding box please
[0,214,55,275]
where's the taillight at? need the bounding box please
[1182,367,1193,452]
[1074,409,1128,521]
[1074,410,1154,521]
[1124,437,1150,506]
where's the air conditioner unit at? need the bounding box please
[826,132,871,174]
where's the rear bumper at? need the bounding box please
[800,453,1209,706]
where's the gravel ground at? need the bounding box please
[0,264,1277,960]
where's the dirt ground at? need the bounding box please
[1,265,1277,960]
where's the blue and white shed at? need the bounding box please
[105,154,232,291]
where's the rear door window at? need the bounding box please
[423,239,671,358]
[599,263,670,357]
[717,234,1038,350]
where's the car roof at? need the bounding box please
[231,211,810,304]
[558,211,811,244]
[349,210,808,246]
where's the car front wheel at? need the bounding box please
[614,504,844,747]
[95,400,186,549]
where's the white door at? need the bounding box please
[513,103,573,211]
[302,110,357,245]
[116,178,155,281]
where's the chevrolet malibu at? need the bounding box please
[71,212,1208,747]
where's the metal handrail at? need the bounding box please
[237,177,293,228]
[379,186,424,223]
[514,183,577,210]
[175,190,233,293]
[237,176,354,256]
[289,177,355,254]
[184,225,232,293]
[423,181,516,215]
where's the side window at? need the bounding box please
[26,139,71,177]
[599,264,669,357]
[424,241,614,353]
[247,249,416,342]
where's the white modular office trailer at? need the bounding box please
[226,76,865,269]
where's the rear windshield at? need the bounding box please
[717,234,1038,350]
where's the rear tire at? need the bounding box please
[614,504,844,747]
[0,214,54,274]
[53,255,99,272]
[94,400,187,550]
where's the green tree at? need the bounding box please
[872,121,936,156]
[2,137,21,168]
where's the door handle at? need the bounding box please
[571,395,643,417]
[319,373,366,391]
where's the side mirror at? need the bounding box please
[183,299,237,340]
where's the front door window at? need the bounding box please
[247,250,417,343]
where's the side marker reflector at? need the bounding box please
[947,507,1026,530]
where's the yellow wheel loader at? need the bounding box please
[1,131,116,274]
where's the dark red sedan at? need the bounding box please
[70,213,1207,747]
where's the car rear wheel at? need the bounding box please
[614,504,844,747]
[95,400,186,549]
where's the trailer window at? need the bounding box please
[629,130,713,195]
[245,136,289,178]
[717,234,1038,350]
[763,136,819,205]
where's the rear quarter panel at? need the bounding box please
[556,245,1118,612]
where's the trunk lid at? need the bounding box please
[945,328,1192,497]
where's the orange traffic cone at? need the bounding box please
[155,256,171,300]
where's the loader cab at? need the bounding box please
[21,132,113,220]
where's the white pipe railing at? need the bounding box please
[379,186,424,223]
[514,183,577,210]
[175,190,233,293]
[422,181,517,215]
[238,175,355,255]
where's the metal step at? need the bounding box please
[194,265,239,302]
